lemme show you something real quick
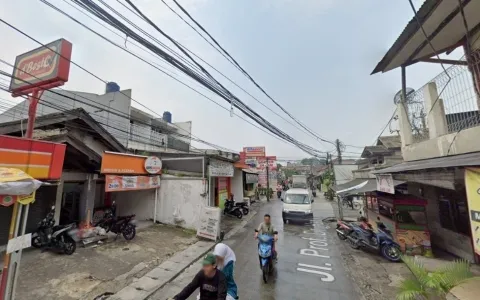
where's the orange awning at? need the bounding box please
[234,162,250,169]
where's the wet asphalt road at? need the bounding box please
[150,196,359,300]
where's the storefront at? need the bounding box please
[100,152,161,223]
[208,159,234,209]
[0,136,66,247]
[365,192,431,256]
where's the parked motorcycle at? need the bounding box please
[346,222,401,262]
[257,234,275,283]
[335,220,354,241]
[31,206,77,255]
[234,201,249,215]
[224,199,243,219]
[94,201,137,240]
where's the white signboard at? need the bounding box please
[209,159,234,177]
[376,174,395,194]
[144,156,162,174]
[197,206,221,241]
[6,233,32,254]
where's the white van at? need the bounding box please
[281,188,313,223]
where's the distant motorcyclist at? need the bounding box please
[254,214,278,260]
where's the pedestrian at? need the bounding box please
[213,243,238,300]
[168,253,227,300]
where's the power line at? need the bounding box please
[163,0,339,148]
[25,1,329,157]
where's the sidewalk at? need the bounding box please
[330,198,362,221]
[12,224,197,300]
[108,202,262,300]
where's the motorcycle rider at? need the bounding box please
[213,243,238,300]
[276,184,282,199]
[168,253,228,300]
[254,214,278,260]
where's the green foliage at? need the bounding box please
[396,256,474,300]
[301,157,326,166]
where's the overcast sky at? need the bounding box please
[0,0,462,160]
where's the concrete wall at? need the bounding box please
[402,125,480,161]
[407,182,475,262]
[114,189,156,221]
[172,121,192,146]
[231,168,244,203]
[333,165,358,185]
[157,176,207,230]
[0,89,132,146]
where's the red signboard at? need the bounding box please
[10,39,72,96]
[0,135,66,179]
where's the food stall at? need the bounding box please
[365,193,431,256]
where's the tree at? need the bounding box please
[301,157,326,166]
[276,163,282,170]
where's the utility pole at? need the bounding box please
[335,139,343,165]
[266,156,270,202]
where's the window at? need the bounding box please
[396,205,427,226]
[285,194,311,204]
[437,188,470,235]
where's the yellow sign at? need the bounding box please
[17,192,36,205]
[465,168,480,256]
[0,168,33,182]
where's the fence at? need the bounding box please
[405,54,480,143]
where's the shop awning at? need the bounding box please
[242,168,259,174]
[331,179,368,192]
[343,179,405,195]
[371,0,480,74]
[373,152,480,174]
[234,162,250,169]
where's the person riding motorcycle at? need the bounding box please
[254,214,278,260]
[167,253,228,300]
[213,243,238,300]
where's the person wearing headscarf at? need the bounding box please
[212,243,238,300]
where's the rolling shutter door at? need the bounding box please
[0,206,13,246]
[26,186,57,233]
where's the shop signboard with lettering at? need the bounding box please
[243,146,266,158]
[197,206,221,241]
[376,174,395,194]
[105,175,160,192]
[465,168,480,256]
[209,159,234,177]
[101,152,162,175]
[10,39,72,96]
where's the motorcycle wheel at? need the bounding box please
[236,210,243,219]
[242,207,249,215]
[353,202,361,210]
[62,235,76,255]
[122,224,136,240]
[381,244,401,262]
[262,264,269,283]
[348,232,361,249]
[336,228,347,240]
[31,234,42,248]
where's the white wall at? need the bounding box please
[333,165,358,185]
[157,176,207,230]
[114,189,156,221]
[172,121,192,146]
[0,89,132,146]
[231,169,244,203]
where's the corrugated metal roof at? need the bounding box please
[377,135,401,149]
[373,151,480,174]
[331,179,367,192]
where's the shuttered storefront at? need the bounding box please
[0,206,13,245]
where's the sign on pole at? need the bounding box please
[6,234,32,254]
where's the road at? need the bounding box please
[150,195,359,300]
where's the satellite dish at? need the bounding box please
[394,88,415,104]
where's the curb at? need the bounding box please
[108,208,259,300]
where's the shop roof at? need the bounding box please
[371,0,480,74]
[373,151,480,174]
[331,178,368,192]
[343,179,405,195]
[0,108,125,153]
